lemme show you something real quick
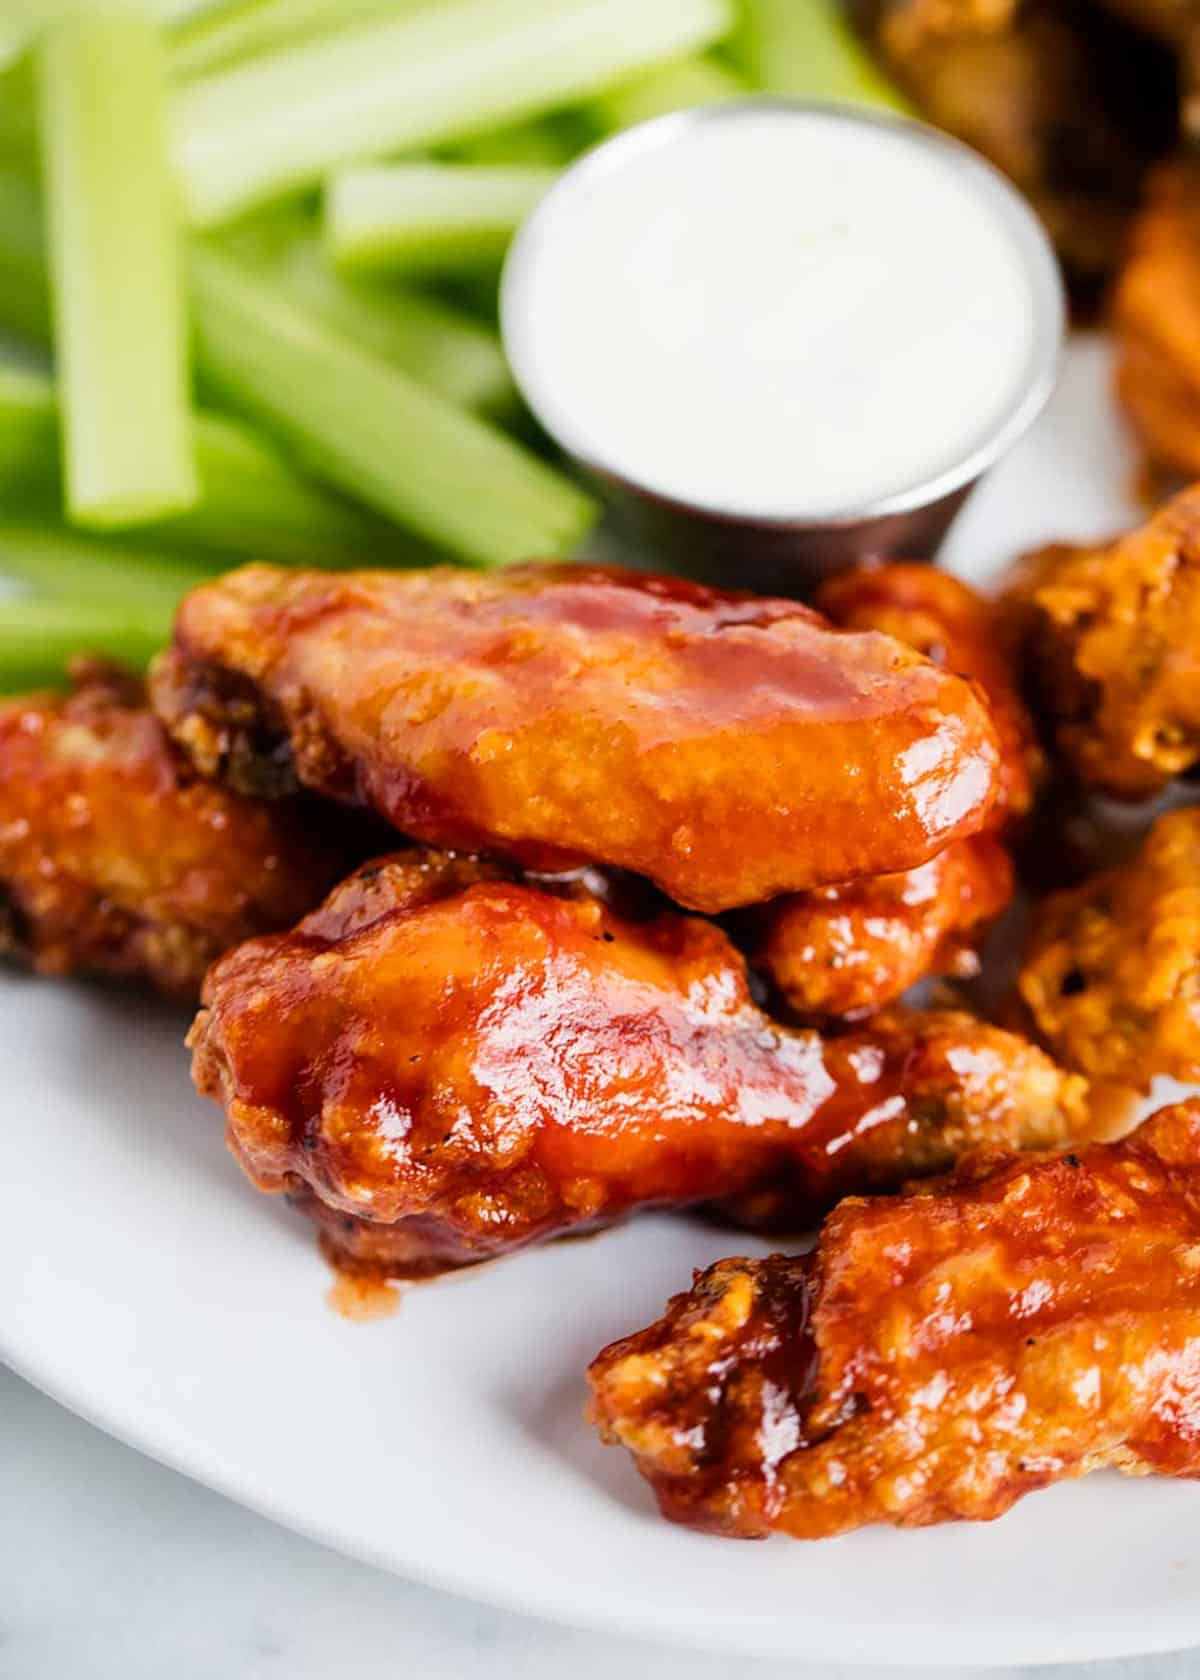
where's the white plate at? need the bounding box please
[3,337,1196,1670]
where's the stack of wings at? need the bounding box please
[14,520,1200,1539]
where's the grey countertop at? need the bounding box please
[3,1363,1196,1680]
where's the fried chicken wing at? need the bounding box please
[1115,159,1200,477]
[850,0,1177,290]
[741,564,1033,1019]
[149,561,1003,914]
[589,1101,1200,1539]
[188,852,1086,1277]
[1007,484,1200,798]
[0,661,355,999]
[741,832,1013,1022]
[816,561,1042,821]
[1020,806,1200,1086]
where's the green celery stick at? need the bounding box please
[0,595,175,688]
[190,241,597,566]
[0,57,37,158]
[170,0,435,79]
[0,165,50,341]
[732,0,909,110]
[589,55,745,132]
[0,521,220,612]
[0,363,395,562]
[0,363,57,497]
[448,114,582,169]
[325,162,558,276]
[171,0,734,225]
[224,209,519,417]
[38,11,198,525]
[2,0,232,62]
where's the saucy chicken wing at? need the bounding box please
[1020,806,1200,1087]
[0,661,356,999]
[189,851,1086,1278]
[741,832,1013,1022]
[590,1101,1200,1539]
[1007,484,1200,798]
[743,564,1033,1019]
[1115,159,1200,477]
[150,561,1003,913]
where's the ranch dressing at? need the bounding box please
[502,105,1046,523]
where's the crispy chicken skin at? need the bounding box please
[1007,484,1200,798]
[0,662,353,999]
[1020,807,1200,1087]
[150,561,1003,914]
[742,832,1013,1022]
[743,564,1034,1019]
[815,562,1042,822]
[589,1101,1200,1539]
[1114,160,1200,477]
[188,852,1086,1278]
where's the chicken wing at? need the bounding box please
[1020,806,1200,1086]
[741,832,1013,1022]
[589,1101,1200,1539]
[741,564,1033,1019]
[188,851,1087,1278]
[1115,159,1200,477]
[0,661,355,999]
[815,561,1042,821]
[149,561,1002,913]
[850,0,1177,291]
[1007,484,1200,798]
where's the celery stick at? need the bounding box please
[732,0,909,110]
[590,55,745,133]
[0,166,50,341]
[0,523,218,613]
[0,363,392,562]
[172,0,734,225]
[225,213,518,416]
[38,12,198,526]
[0,363,57,498]
[0,58,37,159]
[190,242,597,565]
[325,163,558,276]
[448,114,582,169]
[171,0,435,79]
[0,596,174,688]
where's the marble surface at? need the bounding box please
[2,1363,1198,1680]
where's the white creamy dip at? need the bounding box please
[502,105,1051,522]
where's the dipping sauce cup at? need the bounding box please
[501,99,1065,595]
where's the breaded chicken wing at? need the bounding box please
[742,832,1013,1022]
[149,561,1002,913]
[1115,160,1200,477]
[743,564,1033,1019]
[816,561,1042,821]
[589,1101,1200,1539]
[1020,806,1200,1086]
[188,852,1086,1278]
[1007,484,1200,798]
[0,661,355,999]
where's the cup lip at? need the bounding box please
[500,95,1067,533]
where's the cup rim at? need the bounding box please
[500,95,1066,533]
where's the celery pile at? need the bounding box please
[0,0,904,687]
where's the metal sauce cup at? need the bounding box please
[501,99,1065,597]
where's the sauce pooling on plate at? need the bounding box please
[503,105,1046,522]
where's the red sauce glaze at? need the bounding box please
[0,661,357,998]
[189,853,1086,1277]
[589,1102,1200,1538]
[153,561,1003,912]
